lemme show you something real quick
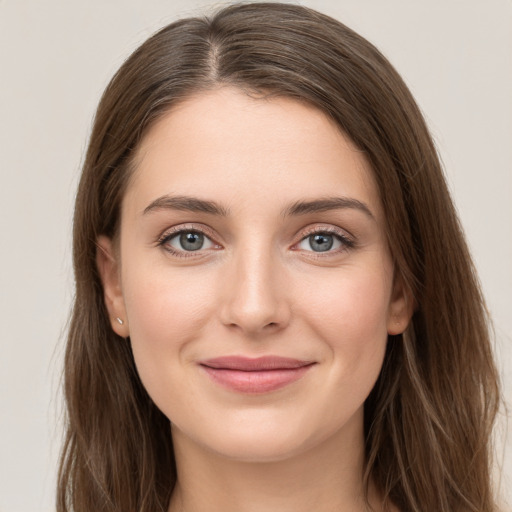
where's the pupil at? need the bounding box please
[180,232,204,251]
[310,234,333,252]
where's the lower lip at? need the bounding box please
[200,365,314,394]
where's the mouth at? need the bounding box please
[199,356,316,394]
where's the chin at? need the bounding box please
[171,405,361,465]
[198,431,314,463]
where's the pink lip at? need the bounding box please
[199,356,316,394]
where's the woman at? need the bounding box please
[57,3,501,511]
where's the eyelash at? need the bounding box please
[156,225,356,259]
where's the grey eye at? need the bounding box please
[180,232,204,251]
[298,233,343,253]
[167,231,214,252]
[309,234,333,252]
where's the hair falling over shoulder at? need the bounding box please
[58,3,502,511]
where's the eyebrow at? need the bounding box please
[143,195,230,216]
[282,197,374,219]
[143,194,374,220]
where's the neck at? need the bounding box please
[167,413,383,512]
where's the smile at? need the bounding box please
[199,356,316,394]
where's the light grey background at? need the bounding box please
[0,1,510,511]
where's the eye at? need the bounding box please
[296,230,354,253]
[158,229,217,255]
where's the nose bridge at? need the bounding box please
[220,235,289,334]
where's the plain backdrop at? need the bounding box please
[0,1,510,510]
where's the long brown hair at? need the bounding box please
[58,3,501,511]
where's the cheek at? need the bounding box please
[120,260,217,395]
[299,264,392,370]
[292,266,391,437]
[123,255,218,330]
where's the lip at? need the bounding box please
[199,356,316,394]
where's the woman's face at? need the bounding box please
[98,87,410,462]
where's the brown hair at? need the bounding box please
[58,3,501,511]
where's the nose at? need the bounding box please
[219,244,291,337]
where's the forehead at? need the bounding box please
[125,87,382,220]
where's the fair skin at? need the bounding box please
[97,87,410,512]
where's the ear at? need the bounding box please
[96,235,129,337]
[387,271,414,335]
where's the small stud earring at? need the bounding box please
[116,317,124,325]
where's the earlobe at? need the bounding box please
[387,272,415,335]
[96,235,129,337]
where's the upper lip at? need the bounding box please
[200,356,315,371]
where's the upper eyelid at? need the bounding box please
[158,223,218,243]
[299,224,350,236]
[296,224,355,244]
[158,223,350,239]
